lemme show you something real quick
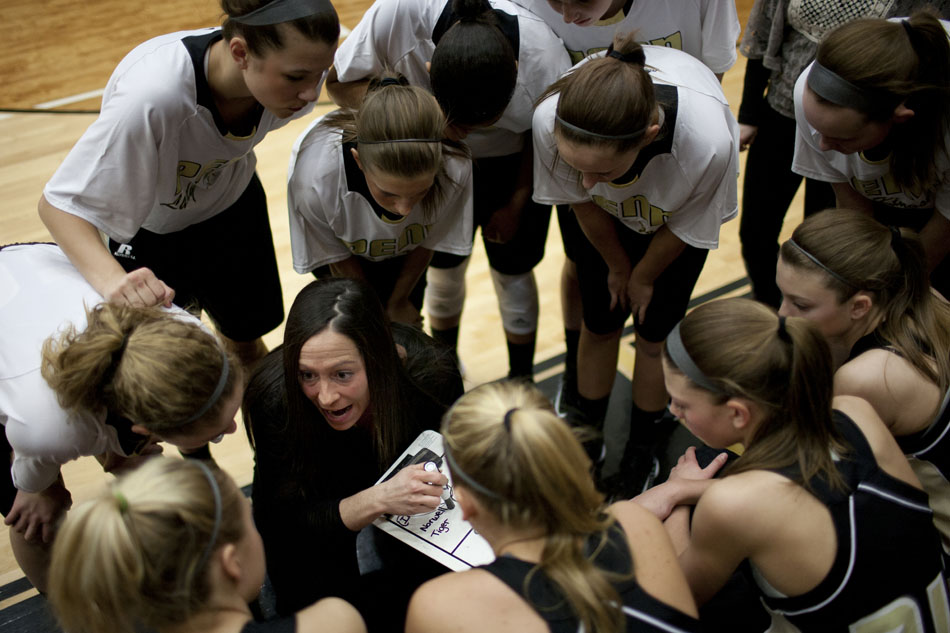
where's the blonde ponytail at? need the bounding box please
[443,381,630,632]
[41,303,239,434]
[48,458,244,633]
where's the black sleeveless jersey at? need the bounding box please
[751,411,948,632]
[480,523,702,633]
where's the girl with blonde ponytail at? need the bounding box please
[777,208,950,562]
[48,458,365,633]
[658,297,946,631]
[287,71,473,326]
[0,244,242,594]
[406,380,700,633]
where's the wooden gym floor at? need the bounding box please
[0,0,775,617]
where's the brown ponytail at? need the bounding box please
[816,10,950,194]
[539,31,656,153]
[665,298,849,492]
[781,209,950,393]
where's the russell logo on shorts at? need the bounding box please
[113,244,135,260]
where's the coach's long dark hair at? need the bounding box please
[245,278,435,474]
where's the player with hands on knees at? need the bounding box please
[287,71,473,327]
[327,0,571,380]
[532,30,738,496]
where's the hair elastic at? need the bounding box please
[666,322,725,394]
[181,347,230,425]
[777,315,791,343]
[889,225,903,250]
[806,61,901,119]
[901,19,918,45]
[555,114,648,141]
[193,461,223,572]
[605,43,644,65]
[787,238,858,289]
[114,490,130,514]
[442,442,505,501]
[502,408,517,432]
[229,0,334,25]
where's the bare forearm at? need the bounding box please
[329,256,368,280]
[632,225,687,283]
[572,201,629,271]
[664,505,692,556]
[389,248,432,305]
[325,68,369,109]
[38,196,127,296]
[338,487,387,531]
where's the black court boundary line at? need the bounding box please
[0,276,750,607]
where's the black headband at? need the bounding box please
[806,61,902,119]
[229,0,334,26]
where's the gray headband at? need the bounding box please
[787,238,858,290]
[666,322,724,394]
[181,347,230,425]
[442,442,505,501]
[192,461,223,572]
[555,114,648,141]
[356,138,443,145]
[229,0,334,26]
[806,61,901,119]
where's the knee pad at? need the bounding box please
[490,269,538,335]
[425,259,469,319]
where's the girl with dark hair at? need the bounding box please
[38,0,340,369]
[532,31,738,495]
[776,208,950,561]
[48,458,366,633]
[327,0,570,380]
[287,72,473,326]
[244,278,462,627]
[793,11,950,297]
[660,298,947,631]
[0,243,243,594]
[407,380,701,633]
[515,0,739,76]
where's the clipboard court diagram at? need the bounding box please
[373,430,495,571]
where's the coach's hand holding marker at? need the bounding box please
[424,461,455,509]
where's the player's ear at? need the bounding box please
[350,147,364,172]
[228,37,251,70]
